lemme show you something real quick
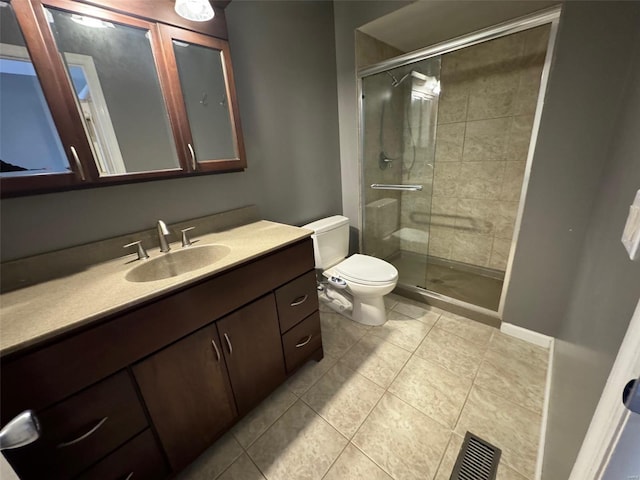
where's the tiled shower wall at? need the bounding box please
[427,25,551,271]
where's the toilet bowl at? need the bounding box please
[303,216,398,326]
[326,254,397,326]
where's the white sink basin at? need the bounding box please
[125,245,231,282]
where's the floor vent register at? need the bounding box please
[450,432,502,480]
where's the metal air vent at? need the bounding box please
[450,432,501,480]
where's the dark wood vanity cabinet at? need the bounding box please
[1,238,322,479]
[217,295,286,415]
[133,324,237,472]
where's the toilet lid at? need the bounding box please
[335,254,398,284]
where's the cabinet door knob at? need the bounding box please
[57,416,108,448]
[223,333,233,355]
[211,339,221,362]
[295,335,313,348]
[290,295,308,307]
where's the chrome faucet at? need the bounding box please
[157,220,171,253]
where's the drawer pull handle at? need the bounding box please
[290,295,308,307]
[57,416,108,448]
[224,333,233,355]
[123,473,134,480]
[211,339,221,362]
[295,335,313,348]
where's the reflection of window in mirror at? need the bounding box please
[0,44,69,177]
[64,53,125,175]
[45,8,181,176]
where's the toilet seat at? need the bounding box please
[334,254,398,286]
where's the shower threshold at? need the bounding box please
[387,250,504,318]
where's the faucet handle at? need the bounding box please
[181,227,196,247]
[124,240,149,260]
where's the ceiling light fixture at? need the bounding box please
[174,0,214,22]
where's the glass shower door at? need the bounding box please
[361,57,441,289]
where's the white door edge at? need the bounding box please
[569,297,640,480]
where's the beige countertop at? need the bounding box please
[0,221,312,357]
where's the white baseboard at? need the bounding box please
[500,322,554,349]
[535,338,555,480]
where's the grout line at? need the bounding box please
[319,439,351,480]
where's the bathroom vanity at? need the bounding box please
[0,220,321,479]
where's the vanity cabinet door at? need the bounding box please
[217,294,286,415]
[133,324,237,472]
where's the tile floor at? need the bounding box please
[179,294,549,480]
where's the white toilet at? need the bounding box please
[303,215,398,326]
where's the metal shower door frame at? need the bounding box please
[356,5,563,319]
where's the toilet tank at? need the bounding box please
[302,215,350,269]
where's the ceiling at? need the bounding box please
[359,0,560,53]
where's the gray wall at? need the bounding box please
[0,1,341,261]
[542,9,640,477]
[502,1,640,336]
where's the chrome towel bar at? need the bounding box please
[370,184,423,191]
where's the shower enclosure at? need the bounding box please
[359,9,559,316]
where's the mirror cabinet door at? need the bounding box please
[1,0,244,197]
[40,0,186,180]
[0,0,89,194]
[159,24,245,173]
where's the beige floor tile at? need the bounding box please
[436,313,495,345]
[384,293,403,310]
[321,311,370,358]
[324,444,392,480]
[414,326,486,379]
[388,356,472,428]
[434,433,464,480]
[475,349,546,414]
[319,297,332,313]
[302,363,385,438]
[369,310,434,352]
[286,354,338,396]
[455,387,541,479]
[339,333,412,388]
[177,432,243,480]
[353,393,450,480]
[489,331,549,369]
[392,298,441,325]
[217,454,266,480]
[497,463,529,480]
[247,400,347,480]
[232,385,297,448]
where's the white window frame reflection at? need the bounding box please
[62,52,126,175]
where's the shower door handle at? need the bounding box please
[370,184,423,191]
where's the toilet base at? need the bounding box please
[352,295,387,326]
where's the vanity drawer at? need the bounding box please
[76,430,168,480]
[275,270,319,333]
[282,311,322,372]
[4,371,147,480]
